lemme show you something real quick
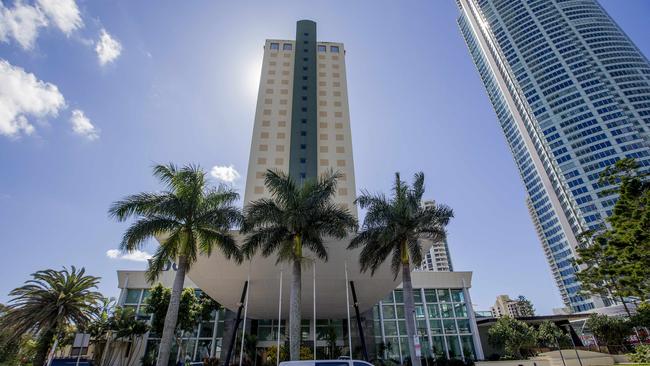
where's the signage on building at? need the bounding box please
[147,260,178,271]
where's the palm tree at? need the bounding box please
[109,163,243,366]
[1,266,103,366]
[348,173,453,366]
[241,170,357,360]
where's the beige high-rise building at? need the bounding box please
[244,20,356,217]
[417,201,454,272]
[490,295,535,318]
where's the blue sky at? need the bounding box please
[0,0,649,314]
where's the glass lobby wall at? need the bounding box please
[122,288,226,363]
[373,288,476,362]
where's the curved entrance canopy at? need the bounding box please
[159,231,433,319]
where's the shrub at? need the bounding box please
[629,344,650,363]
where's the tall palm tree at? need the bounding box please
[1,266,103,366]
[109,163,243,366]
[348,173,453,366]
[241,170,357,360]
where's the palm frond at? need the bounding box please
[301,233,328,261]
[390,246,403,279]
[407,238,424,267]
[351,172,453,279]
[242,199,284,232]
[263,170,297,207]
[2,266,102,341]
[241,226,291,259]
[302,169,341,208]
[196,227,243,263]
[146,234,181,282]
[119,217,181,252]
[108,192,178,222]
[152,163,178,188]
[409,172,425,205]
[310,203,358,239]
[355,190,388,210]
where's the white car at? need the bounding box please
[280,360,374,366]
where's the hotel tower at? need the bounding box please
[457,0,650,312]
[243,20,357,215]
[114,21,484,364]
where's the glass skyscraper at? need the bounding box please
[456,0,650,312]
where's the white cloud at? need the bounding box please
[95,29,121,65]
[210,165,241,183]
[0,59,65,137]
[69,109,99,140]
[106,249,152,262]
[36,0,83,35]
[0,2,48,50]
[0,0,83,50]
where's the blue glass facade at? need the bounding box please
[457,0,650,312]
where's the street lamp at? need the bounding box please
[563,324,583,366]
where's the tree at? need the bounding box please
[109,163,243,366]
[516,296,535,317]
[144,284,202,363]
[241,169,357,360]
[89,306,150,366]
[586,314,632,351]
[629,344,650,363]
[265,344,288,364]
[535,321,570,349]
[576,158,650,311]
[317,324,340,359]
[348,172,453,366]
[487,317,536,359]
[85,297,116,365]
[0,266,102,366]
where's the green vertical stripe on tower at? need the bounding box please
[289,20,318,182]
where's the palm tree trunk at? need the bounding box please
[290,257,302,360]
[34,328,55,366]
[157,255,188,366]
[402,263,421,366]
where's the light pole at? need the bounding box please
[563,324,583,366]
[554,334,567,366]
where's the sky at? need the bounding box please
[1,0,649,315]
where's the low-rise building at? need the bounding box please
[113,268,484,365]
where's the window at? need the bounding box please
[300,158,306,163]
[300,172,306,179]
[282,43,292,51]
[125,289,141,304]
[300,131,307,136]
[300,144,306,149]
[302,96,307,101]
[318,45,327,52]
[270,43,279,50]
[301,118,307,124]
[331,46,340,53]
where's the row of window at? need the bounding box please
[269,42,340,53]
